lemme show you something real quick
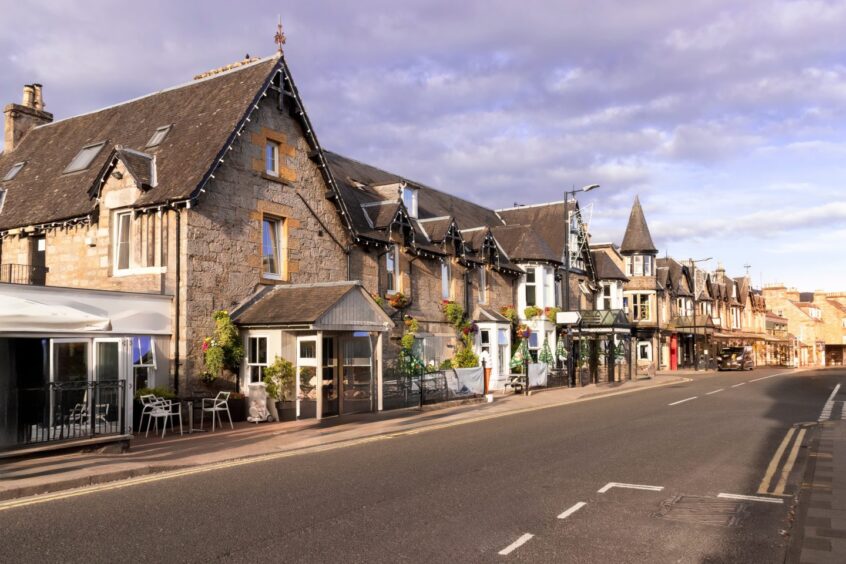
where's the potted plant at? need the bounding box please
[524,305,543,319]
[200,310,244,384]
[263,356,296,421]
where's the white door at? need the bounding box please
[94,338,129,432]
[49,339,92,437]
[296,336,318,419]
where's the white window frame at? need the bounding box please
[479,267,487,304]
[625,256,633,276]
[633,255,643,277]
[114,210,133,272]
[132,336,157,391]
[246,335,269,384]
[265,140,279,177]
[637,341,652,361]
[0,188,6,214]
[600,283,612,311]
[441,260,452,300]
[386,245,399,294]
[262,216,283,279]
[525,267,537,307]
[401,186,418,218]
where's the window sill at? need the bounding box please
[260,172,292,186]
[260,275,288,285]
[113,266,167,277]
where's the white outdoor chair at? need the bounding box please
[145,399,183,438]
[137,394,161,433]
[201,391,233,432]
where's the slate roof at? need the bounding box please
[0,56,281,230]
[591,250,628,281]
[496,201,574,261]
[233,282,371,326]
[324,151,503,237]
[657,258,691,297]
[418,216,453,242]
[620,195,657,254]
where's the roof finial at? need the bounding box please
[275,15,287,53]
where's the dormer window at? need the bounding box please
[3,161,25,181]
[0,189,6,214]
[401,185,418,218]
[65,142,106,173]
[146,125,172,148]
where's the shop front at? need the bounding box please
[576,309,632,384]
[0,283,171,451]
[234,282,392,421]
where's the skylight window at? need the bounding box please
[64,142,106,173]
[146,125,172,148]
[3,162,25,181]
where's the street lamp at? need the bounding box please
[689,256,712,371]
[563,184,600,386]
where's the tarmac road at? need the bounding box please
[0,366,842,563]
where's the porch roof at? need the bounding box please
[232,281,393,331]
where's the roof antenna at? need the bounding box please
[744,263,752,277]
[275,15,287,53]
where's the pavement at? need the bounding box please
[788,392,846,563]
[0,374,684,501]
[0,366,839,563]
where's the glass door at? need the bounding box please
[322,337,339,417]
[94,339,124,432]
[49,339,91,439]
[341,335,373,415]
[296,337,317,419]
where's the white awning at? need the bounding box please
[0,295,111,332]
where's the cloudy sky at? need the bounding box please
[2,0,845,290]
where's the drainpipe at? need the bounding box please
[174,206,181,396]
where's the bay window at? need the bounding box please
[525,268,537,306]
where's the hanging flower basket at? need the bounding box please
[516,324,532,339]
[387,292,409,309]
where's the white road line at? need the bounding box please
[598,482,664,493]
[668,396,698,406]
[731,382,746,388]
[818,384,841,422]
[749,372,791,382]
[557,502,587,520]
[705,388,725,395]
[717,493,783,504]
[499,533,534,555]
[757,427,796,494]
[774,428,806,495]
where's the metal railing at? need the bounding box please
[6,380,126,448]
[0,263,48,285]
[382,367,485,410]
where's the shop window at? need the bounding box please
[133,336,156,390]
[247,336,268,383]
[637,341,652,361]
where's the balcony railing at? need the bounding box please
[0,263,47,285]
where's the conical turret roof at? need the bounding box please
[620,195,657,254]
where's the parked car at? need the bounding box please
[718,346,755,371]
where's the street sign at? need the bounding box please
[556,311,581,325]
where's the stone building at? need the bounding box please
[761,285,824,367]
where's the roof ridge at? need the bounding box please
[34,54,281,130]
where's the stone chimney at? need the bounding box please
[4,84,53,153]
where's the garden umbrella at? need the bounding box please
[556,337,568,362]
[510,339,529,370]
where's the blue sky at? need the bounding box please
[2,0,845,290]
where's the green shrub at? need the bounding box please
[452,334,479,368]
[263,356,295,401]
[135,387,176,400]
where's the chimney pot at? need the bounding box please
[32,84,44,110]
[22,85,35,108]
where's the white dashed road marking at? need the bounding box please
[499,533,534,556]
[557,502,587,520]
[718,493,783,504]
[598,482,664,494]
[731,382,746,388]
[819,384,841,422]
[668,396,698,406]
[705,388,725,395]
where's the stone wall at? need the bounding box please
[180,98,351,391]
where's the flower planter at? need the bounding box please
[227,398,246,422]
[276,400,297,422]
